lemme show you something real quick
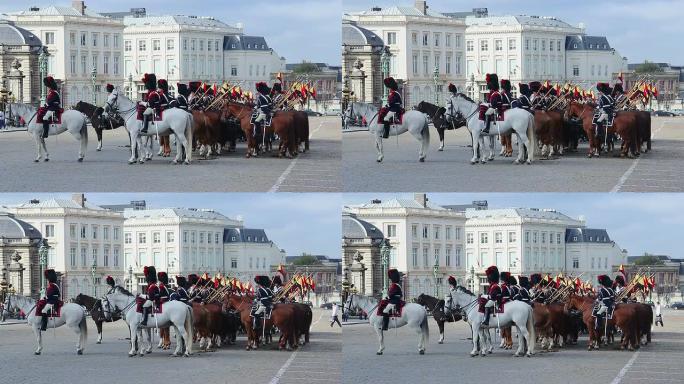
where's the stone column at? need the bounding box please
[7,59,25,103]
[349,59,367,103]
[7,252,25,296]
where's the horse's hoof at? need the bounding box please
[34,159,39,163]
[128,160,135,165]
[419,157,425,162]
[526,353,533,357]
[184,160,190,165]
[419,350,425,355]
[470,160,476,165]
[44,158,49,162]
[438,341,443,344]
[376,351,383,355]
[438,147,444,152]
[96,341,101,344]
[97,148,102,152]
[77,157,84,162]
[171,353,180,357]
[34,351,41,355]
[526,160,532,165]
[77,349,83,355]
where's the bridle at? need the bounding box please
[100,291,135,321]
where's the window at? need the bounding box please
[480,40,488,51]
[387,32,397,45]
[495,39,502,51]
[434,33,440,47]
[445,33,451,47]
[445,56,452,74]
[153,232,161,244]
[466,40,474,52]
[454,228,460,240]
[466,232,474,244]
[113,248,119,266]
[81,224,87,239]
[533,39,538,51]
[541,39,546,51]
[43,224,54,237]
[445,226,452,240]
[412,247,418,267]
[191,39,196,51]
[92,54,98,72]
[412,55,418,74]
[533,232,538,243]
[434,225,440,240]
[124,40,132,52]
[208,232,213,244]
[103,247,109,267]
[138,232,146,244]
[557,233,562,244]
[183,231,188,243]
[508,38,516,50]
[573,66,580,77]
[215,233,220,244]
[572,258,579,269]
[215,41,219,51]
[386,224,397,237]
[81,32,87,46]
[199,40,205,51]
[199,232,205,244]
[113,227,120,241]
[69,32,76,45]
[231,66,237,76]
[69,54,76,74]
[81,55,87,74]
[103,55,109,74]
[124,232,132,244]
[412,224,418,238]
[113,34,120,48]
[101,226,109,241]
[557,40,561,51]
[92,32,98,47]
[549,39,554,51]
[423,247,429,266]
[541,232,546,243]
[445,247,451,266]
[480,232,488,244]
[509,251,517,268]
[44,32,55,45]
[191,232,196,244]
[422,225,429,239]
[167,39,175,50]
[549,233,554,244]
[138,40,146,51]
[422,32,429,46]
[138,250,146,266]
[166,231,175,243]
[495,232,502,243]
[591,257,595,269]
[231,258,238,268]
[153,39,161,51]
[434,247,440,264]
[525,39,530,50]
[249,257,253,268]
[81,247,87,266]
[525,231,530,243]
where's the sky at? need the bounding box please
[0,193,342,257]
[344,0,684,64]
[0,0,341,64]
[343,193,684,257]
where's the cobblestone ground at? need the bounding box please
[342,116,684,192]
[342,308,684,384]
[0,116,340,192]
[0,308,341,384]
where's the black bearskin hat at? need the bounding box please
[271,82,282,94]
[500,79,511,93]
[598,274,612,288]
[43,76,58,90]
[500,271,511,283]
[519,83,531,97]
[157,79,169,92]
[144,266,157,284]
[383,77,398,91]
[175,275,187,289]
[187,274,199,286]
[448,83,457,94]
[596,82,610,94]
[485,73,499,91]
[142,73,157,91]
[447,276,457,286]
[614,275,626,287]
[529,81,542,93]
[518,276,530,289]
[44,269,57,283]
[612,83,624,95]
[388,268,401,284]
[106,83,114,93]
[106,275,115,287]
[485,266,499,284]
[255,82,270,95]
[254,275,271,287]
[157,271,169,285]
[189,81,202,93]
[530,273,542,286]
[177,83,189,97]
[272,275,283,286]
[508,276,518,286]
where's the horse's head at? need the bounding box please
[102,91,120,117]
[414,293,427,306]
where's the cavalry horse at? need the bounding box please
[344,102,430,163]
[565,294,638,351]
[73,293,121,344]
[566,102,638,158]
[345,293,429,355]
[74,101,125,151]
[100,286,194,357]
[221,102,296,158]
[3,294,88,355]
[101,93,193,164]
[415,101,467,152]
[414,293,462,344]
[447,94,536,164]
[10,103,88,162]
[222,293,296,350]
[450,286,535,357]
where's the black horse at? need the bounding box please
[73,293,121,344]
[414,293,463,344]
[74,101,125,151]
[415,101,467,152]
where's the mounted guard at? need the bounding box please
[512,83,532,113]
[39,269,61,331]
[139,73,160,134]
[252,82,273,138]
[612,83,628,109]
[594,274,615,330]
[174,83,189,111]
[39,76,61,138]
[381,268,403,330]
[141,266,159,326]
[517,276,532,305]
[105,275,116,294]
[442,275,459,321]
[594,82,615,136]
[170,275,190,305]
[482,265,501,326]
[444,83,459,123]
[271,275,283,296]
[482,74,502,134]
[500,271,512,304]
[251,275,274,327]
[378,77,403,139]
[529,81,543,109]
[157,271,171,306]
[157,79,172,111]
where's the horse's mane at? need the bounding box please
[456,285,475,296]
[456,93,476,104]
[115,286,134,297]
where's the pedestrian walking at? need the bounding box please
[0,110,5,129]
[330,303,342,327]
[655,301,664,327]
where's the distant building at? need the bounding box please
[622,255,683,303]
[342,20,385,106]
[618,63,683,110]
[276,254,341,305]
[276,62,340,113]
[565,227,627,285]
[224,227,285,282]
[224,35,285,93]
[342,213,385,297]
[565,35,626,84]
[0,212,42,298]
[0,20,43,105]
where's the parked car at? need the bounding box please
[320,302,333,309]
[303,109,323,117]
[671,302,684,310]
[652,110,675,116]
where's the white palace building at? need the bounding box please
[344,194,627,299]
[343,1,627,106]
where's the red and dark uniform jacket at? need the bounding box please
[387,90,402,113]
[501,91,512,111]
[488,283,502,304]
[499,283,511,305]
[46,282,61,304]
[45,89,61,111]
[158,283,170,304]
[388,282,403,305]
[146,90,162,115]
[488,91,504,117]
[147,283,161,307]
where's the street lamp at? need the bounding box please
[128,265,133,293]
[380,47,391,105]
[433,256,439,297]
[433,63,439,105]
[38,47,49,105]
[470,265,476,293]
[91,256,97,297]
[91,65,97,105]
[38,239,50,295]
[380,239,391,297]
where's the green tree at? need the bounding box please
[634,60,664,74]
[633,254,664,265]
[292,61,321,74]
[291,253,320,265]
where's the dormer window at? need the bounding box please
[231,43,235,49]
[589,44,593,49]
[247,43,251,48]
[573,43,577,49]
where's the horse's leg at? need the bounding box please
[471,131,480,164]
[374,324,384,355]
[487,134,495,161]
[68,318,83,354]
[96,320,103,344]
[144,328,152,354]
[128,130,138,164]
[129,324,138,356]
[438,320,445,344]
[41,136,50,162]
[438,126,445,151]
[375,133,384,163]
[96,126,103,151]
[470,324,480,356]
[33,323,43,355]
[33,133,42,162]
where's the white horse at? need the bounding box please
[102,92,193,164]
[10,103,88,162]
[450,286,535,357]
[448,94,536,164]
[344,102,430,163]
[345,293,429,355]
[100,286,194,357]
[3,294,87,355]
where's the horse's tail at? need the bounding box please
[184,305,194,354]
[421,115,430,146]
[79,310,88,347]
[81,118,89,145]
[421,310,430,345]
[185,113,194,162]
[526,305,535,354]
[527,113,536,161]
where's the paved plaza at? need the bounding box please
[0,116,340,192]
[342,309,684,384]
[342,117,684,192]
[0,308,341,384]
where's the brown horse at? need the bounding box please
[414,293,462,344]
[73,293,121,344]
[292,111,310,153]
[221,102,296,158]
[565,294,638,350]
[74,101,125,151]
[566,102,638,158]
[222,294,295,350]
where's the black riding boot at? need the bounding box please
[483,117,491,134]
[141,307,149,326]
[42,122,50,138]
[482,307,491,325]
[41,315,48,331]
[383,122,390,138]
[382,314,390,331]
[141,116,149,134]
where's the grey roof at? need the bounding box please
[565,228,611,243]
[14,198,105,211]
[466,15,577,29]
[466,208,579,222]
[124,208,231,221]
[349,6,448,18]
[223,228,270,243]
[285,255,340,263]
[0,20,42,47]
[9,5,106,18]
[342,213,384,239]
[444,201,489,212]
[124,15,234,30]
[223,35,270,51]
[0,212,41,239]
[566,35,612,51]
[351,198,446,211]
[342,21,384,47]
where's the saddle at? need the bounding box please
[478,105,504,122]
[377,299,405,317]
[35,299,63,317]
[135,296,163,314]
[136,105,163,121]
[37,108,64,124]
[250,111,273,127]
[592,111,615,127]
[477,297,505,314]
[378,107,405,125]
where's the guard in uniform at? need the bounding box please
[174,83,190,111]
[157,79,172,111]
[382,268,403,330]
[140,74,160,134]
[512,83,533,113]
[253,82,273,136]
[508,275,521,301]
[157,271,171,307]
[41,269,61,331]
[500,271,512,304]
[443,275,459,320]
[529,273,545,302]
[252,275,274,320]
[380,77,403,139]
[41,76,61,138]
[172,275,190,305]
[141,266,159,326]
[613,275,627,302]
[612,83,628,109]
[445,83,459,123]
[271,275,284,296]
[105,275,116,294]
[529,81,543,109]
[500,79,513,112]
[483,74,502,134]
[187,273,201,302]
[271,82,285,107]
[482,265,501,326]
[595,275,615,329]
[595,82,615,135]
[188,82,202,107]
[517,276,533,305]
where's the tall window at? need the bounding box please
[411,32,418,45]
[434,225,440,240]
[445,247,451,266]
[422,225,429,239]
[153,39,161,51]
[387,32,397,45]
[113,34,120,48]
[480,232,488,244]
[81,32,87,46]
[167,231,175,243]
[124,40,132,52]
[124,232,131,244]
[103,34,109,47]
[455,248,461,266]
[113,247,119,266]
[412,247,418,266]
[434,33,440,47]
[495,232,502,243]
[386,224,397,237]
[81,55,87,74]
[466,40,474,52]
[446,56,452,74]
[92,32,98,47]
[423,55,429,74]
[423,247,429,266]
[508,231,517,243]
[70,248,76,266]
[70,32,76,45]
[113,227,120,241]
[138,40,146,51]
[508,38,516,50]
[573,66,580,77]
[480,40,488,51]
[45,32,55,45]
[572,258,579,269]
[81,224,87,239]
[445,33,451,47]
[81,247,87,265]
[153,232,161,244]
[138,232,146,244]
[70,224,77,238]
[495,39,502,51]
[422,32,429,46]
[103,247,109,267]
[167,39,175,50]
[466,232,473,244]
[445,226,452,240]
[103,55,109,74]
[412,224,418,238]
[412,55,418,74]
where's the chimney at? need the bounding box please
[415,0,428,15]
[414,193,428,208]
[72,193,86,208]
[72,1,86,15]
